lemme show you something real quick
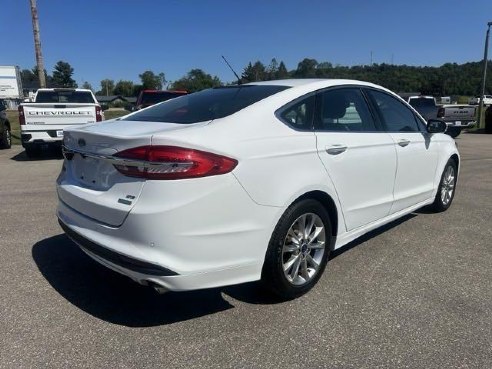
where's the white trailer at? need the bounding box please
[0,66,23,98]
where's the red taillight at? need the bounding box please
[95,106,103,122]
[113,146,238,180]
[18,106,25,125]
[437,107,445,118]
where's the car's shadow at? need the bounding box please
[11,149,63,162]
[33,214,416,327]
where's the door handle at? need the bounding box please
[326,145,347,155]
[397,139,410,147]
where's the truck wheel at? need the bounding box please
[0,125,11,149]
[446,127,462,138]
[261,199,332,300]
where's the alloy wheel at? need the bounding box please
[282,213,326,286]
[441,165,455,206]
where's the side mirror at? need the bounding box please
[101,104,109,111]
[427,119,447,133]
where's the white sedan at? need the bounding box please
[57,79,459,299]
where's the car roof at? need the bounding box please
[36,88,92,92]
[245,78,389,95]
[245,78,381,89]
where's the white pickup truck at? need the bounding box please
[19,88,106,157]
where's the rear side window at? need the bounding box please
[277,95,315,130]
[124,85,290,124]
[316,88,377,132]
[368,90,420,132]
[35,91,95,103]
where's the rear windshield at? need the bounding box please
[124,85,290,124]
[35,90,95,103]
[140,91,186,105]
[409,98,435,108]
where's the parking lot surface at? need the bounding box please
[0,134,491,369]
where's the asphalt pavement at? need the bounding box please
[0,134,491,368]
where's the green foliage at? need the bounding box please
[81,81,93,91]
[294,58,318,78]
[52,61,77,88]
[139,71,166,90]
[242,58,492,96]
[171,69,221,92]
[99,79,115,96]
[276,61,289,79]
[113,80,134,96]
[242,61,267,82]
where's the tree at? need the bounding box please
[242,61,266,82]
[171,69,221,92]
[99,79,115,96]
[81,81,93,91]
[21,69,38,87]
[266,58,279,80]
[276,61,289,79]
[113,80,134,96]
[139,71,166,90]
[51,61,77,88]
[294,58,318,78]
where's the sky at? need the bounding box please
[1,0,492,90]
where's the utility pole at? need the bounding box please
[29,0,46,88]
[477,21,492,130]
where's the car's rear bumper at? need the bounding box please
[21,130,64,145]
[445,121,476,128]
[56,174,283,291]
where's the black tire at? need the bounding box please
[430,159,457,213]
[0,124,11,149]
[446,127,462,138]
[25,145,41,158]
[261,199,332,300]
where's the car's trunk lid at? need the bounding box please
[58,120,201,226]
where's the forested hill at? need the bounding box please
[241,59,492,97]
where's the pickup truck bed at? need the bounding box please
[19,89,104,157]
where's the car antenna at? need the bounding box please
[221,55,242,85]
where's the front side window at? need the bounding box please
[124,85,290,124]
[316,88,377,132]
[368,90,420,132]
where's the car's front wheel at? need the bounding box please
[261,199,332,300]
[431,159,457,212]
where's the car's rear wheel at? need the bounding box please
[0,125,11,149]
[431,159,457,212]
[261,199,332,299]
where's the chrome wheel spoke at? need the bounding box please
[300,259,309,281]
[283,254,300,272]
[306,254,319,270]
[304,215,315,239]
[308,226,323,243]
[290,256,302,280]
[283,244,298,253]
[309,241,325,250]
